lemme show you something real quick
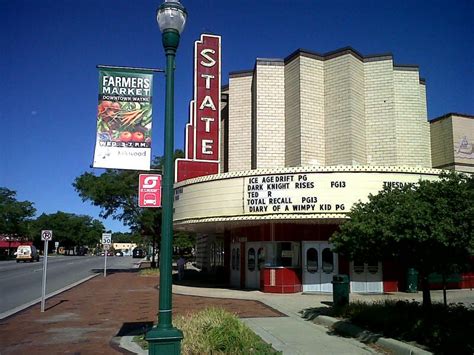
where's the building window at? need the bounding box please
[210,242,215,268]
[354,259,364,274]
[248,248,255,271]
[257,247,265,270]
[210,238,224,270]
[306,248,318,273]
[231,248,236,270]
[236,248,240,270]
[322,248,334,273]
[265,242,300,267]
[367,259,379,274]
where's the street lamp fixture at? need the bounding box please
[146,1,187,354]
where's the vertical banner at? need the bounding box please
[93,68,153,170]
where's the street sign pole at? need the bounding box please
[40,230,52,312]
[102,233,112,278]
[104,249,107,277]
[41,239,48,312]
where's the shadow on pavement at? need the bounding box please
[173,269,257,291]
[45,299,68,311]
[91,268,140,275]
[116,321,154,336]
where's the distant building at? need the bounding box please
[430,113,474,173]
[0,235,32,257]
[113,242,137,255]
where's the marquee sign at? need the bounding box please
[176,34,221,182]
[172,168,441,223]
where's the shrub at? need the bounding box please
[331,300,474,354]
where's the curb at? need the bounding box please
[312,315,432,355]
[119,336,147,355]
[0,273,99,320]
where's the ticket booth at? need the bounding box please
[260,241,302,293]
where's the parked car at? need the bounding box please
[115,251,124,257]
[15,245,40,262]
[132,248,145,258]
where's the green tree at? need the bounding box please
[0,187,36,237]
[73,153,184,232]
[112,231,142,244]
[31,212,105,253]
[331,171,474,307]
[73,150,195,263]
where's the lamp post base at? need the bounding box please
[146,326,183,355]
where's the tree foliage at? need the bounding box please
[73,151,195,248]
[331,171,474,306]
[30,212,105,251]
[0,187,36,237]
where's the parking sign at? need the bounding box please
[139,174,162,208]
[41,230,53,241]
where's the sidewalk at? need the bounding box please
[0,271,281,355]
[1,268,472,354]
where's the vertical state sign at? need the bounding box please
[176,34,221,182]
[93,69,153,170]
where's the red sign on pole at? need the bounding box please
[138,174,162,208]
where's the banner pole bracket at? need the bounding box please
[96,64,164,73]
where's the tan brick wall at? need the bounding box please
[349,56,367,165]
[393,69,431,166]
[285,57,301,166]
[224,50,434,172]
[430,117,453,168]
[228,74,253,172]
[325,55,366,165]
[254,61,286,169]
[299,56,325,166]
[364,59,397,165]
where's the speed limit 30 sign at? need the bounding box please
[41,230,53,241]
[102,233,112,245]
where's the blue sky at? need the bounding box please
[1,0,473,233]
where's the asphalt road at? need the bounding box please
[0,255,137,316]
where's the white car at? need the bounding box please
[15,245,40,262]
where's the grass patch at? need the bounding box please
[330,300,474,354]
[133,334,148,350]
[138,268,160,277]
[134,308,279,354]
[175,307,280,354]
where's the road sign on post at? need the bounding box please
[102,233,112,277]
[40,230,53,312]
[102,233,112,245]
[41,230,53,241]
[139,174,162,208]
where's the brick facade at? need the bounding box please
[224,47,432,171]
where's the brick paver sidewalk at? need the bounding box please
[0,270,283,354]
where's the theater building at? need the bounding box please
[173,34,472,293]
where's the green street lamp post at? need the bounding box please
[146,1,187,354]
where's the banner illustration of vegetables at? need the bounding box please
[97,100,152,144]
